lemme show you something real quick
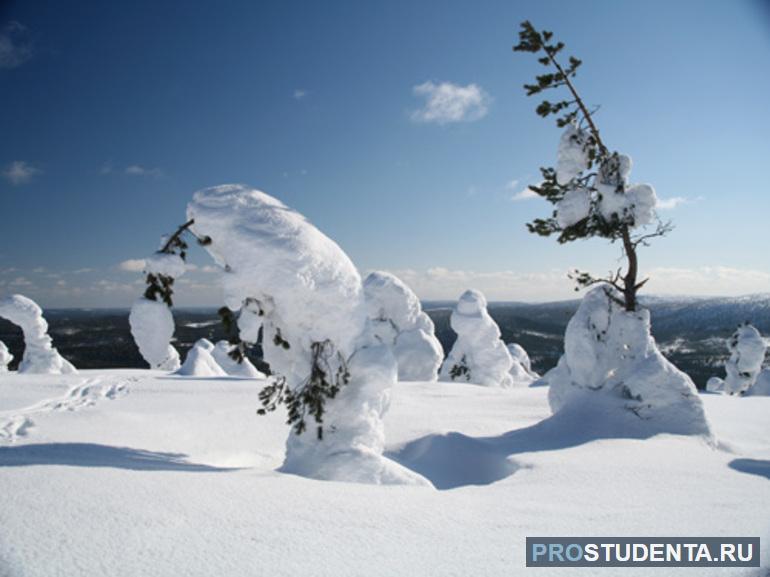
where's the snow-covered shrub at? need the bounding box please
[546,286,711,437]
[723,323,766,395]
[0,341,13,373]
[748,369,770,396]
[362,271,443,381]
[507,342,539,386]
[176,338,227,377]
[212,340,265,378]
[439,290,514,387]
[129,297,180,370]
[0,294,76,374]
[128,243,189,371]
[187,184,428,485]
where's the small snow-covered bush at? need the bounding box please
[363,271,443,381]
[507,343,539,386]
[212,341,265,378]
[187,185,428,485]
[724,323,766,395]
[0,294,76,374]
[176,338,227,377]
[439,290,514,387]
[0,341,12,373]
[546,287,711,437]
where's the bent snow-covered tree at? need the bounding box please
[707,323,766,395]
[0,294,77,374]
[514,21,669,313]
[439,289,514,387]
[515,22,710,437]
[363,271,444,381]
[186,184,429,485]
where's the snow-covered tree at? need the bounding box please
[513,21,669,312]
[362,271,444,381]
[748,369,770,396]
[546,287,711,436]
[0,294,77,374]
[439,289,514,387]
[187,184,428,485]
[507,342,539,386]
[0,341,13,373]
[707,323,766,395]
[176,338,227,377]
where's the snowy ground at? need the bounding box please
[0,371,768,576]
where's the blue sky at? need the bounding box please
[1,0,769,307]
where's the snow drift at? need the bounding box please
[0,294,76,374]
[363,271,443,381]
[439,290,513,388]
[187,184,429,485]
[546,286,711,437]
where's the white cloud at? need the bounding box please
[657,196,702,210]
[511,187,539,201]
[293,88,307,100]
[125,165,163,178]
[411,81,490,125]
[3,160,40,185]
[118,259,146,272]
[644,266,770,296]
[0,22,32,69]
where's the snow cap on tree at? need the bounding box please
[439,289,514,387]
[723,323,766,395]
[546,286,711,438]
[362,271,444,381]
[0,294,76,374]
[129,297,180,370]
[0,341,13,373]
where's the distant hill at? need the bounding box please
[2,294,770,388]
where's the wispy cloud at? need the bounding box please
[657,196,702,210]
[292,88,307,100]
[507,179,539,201]
[3,160,40,185]
[411,81,490,125]
[0,22,33,69]
[117,259,146,272]
[125,165,163,178]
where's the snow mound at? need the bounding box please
[0,341,12,373]
[211,341,265,378]
[129,298,180,371]
[724,323,766,395]
[546,286,711,437]
[0,294,77,374]
[363,271,443,381]
[439,290,513,388]
[506,343,539,387]
[188,185,427,485]
[556,125,590,185]
[176,339,227,377]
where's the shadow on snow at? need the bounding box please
[729,458,770,481]
[0,443,239,472]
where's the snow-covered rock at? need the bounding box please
[0,341,13,373]
[546,286,711,437]
[362,271,443,381]
[0,294,77,374]
[506,343,539,387]
[176,339,227,377]
[439,290,513,388]
[212,340,265,378]
[556,125,590,185]
[723,323,766,395]
[188,184,429,485]
[129,298,180,371]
